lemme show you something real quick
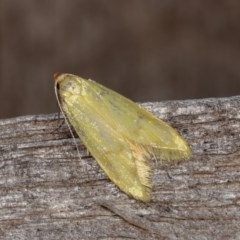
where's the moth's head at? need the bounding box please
[54,73,84,97]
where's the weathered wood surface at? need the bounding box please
[1,96,240,240]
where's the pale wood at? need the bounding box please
[1,96,240,239]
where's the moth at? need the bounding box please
[54,73,191,202]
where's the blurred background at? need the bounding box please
[1,0,240,118]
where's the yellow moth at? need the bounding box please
[54,73,191,202]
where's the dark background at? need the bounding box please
[1,1,240,118]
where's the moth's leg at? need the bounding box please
[80,145,92,159]
[49,112,68,135]
[86,149,91,157]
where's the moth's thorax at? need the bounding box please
[60,79,82,95]
[56,74,88,99]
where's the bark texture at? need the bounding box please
[0,96,240,239]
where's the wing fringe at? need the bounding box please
[129,142,152,189]
[146,145,191,162]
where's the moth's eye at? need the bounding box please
[56,83,60,90]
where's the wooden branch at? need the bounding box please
[1,96,240,239]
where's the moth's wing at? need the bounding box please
[125,112,192,162]
[69,109,152,202]
[93,81,192,162]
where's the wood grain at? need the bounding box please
[1,96,240,239]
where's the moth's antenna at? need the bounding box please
[54,79,82,161]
